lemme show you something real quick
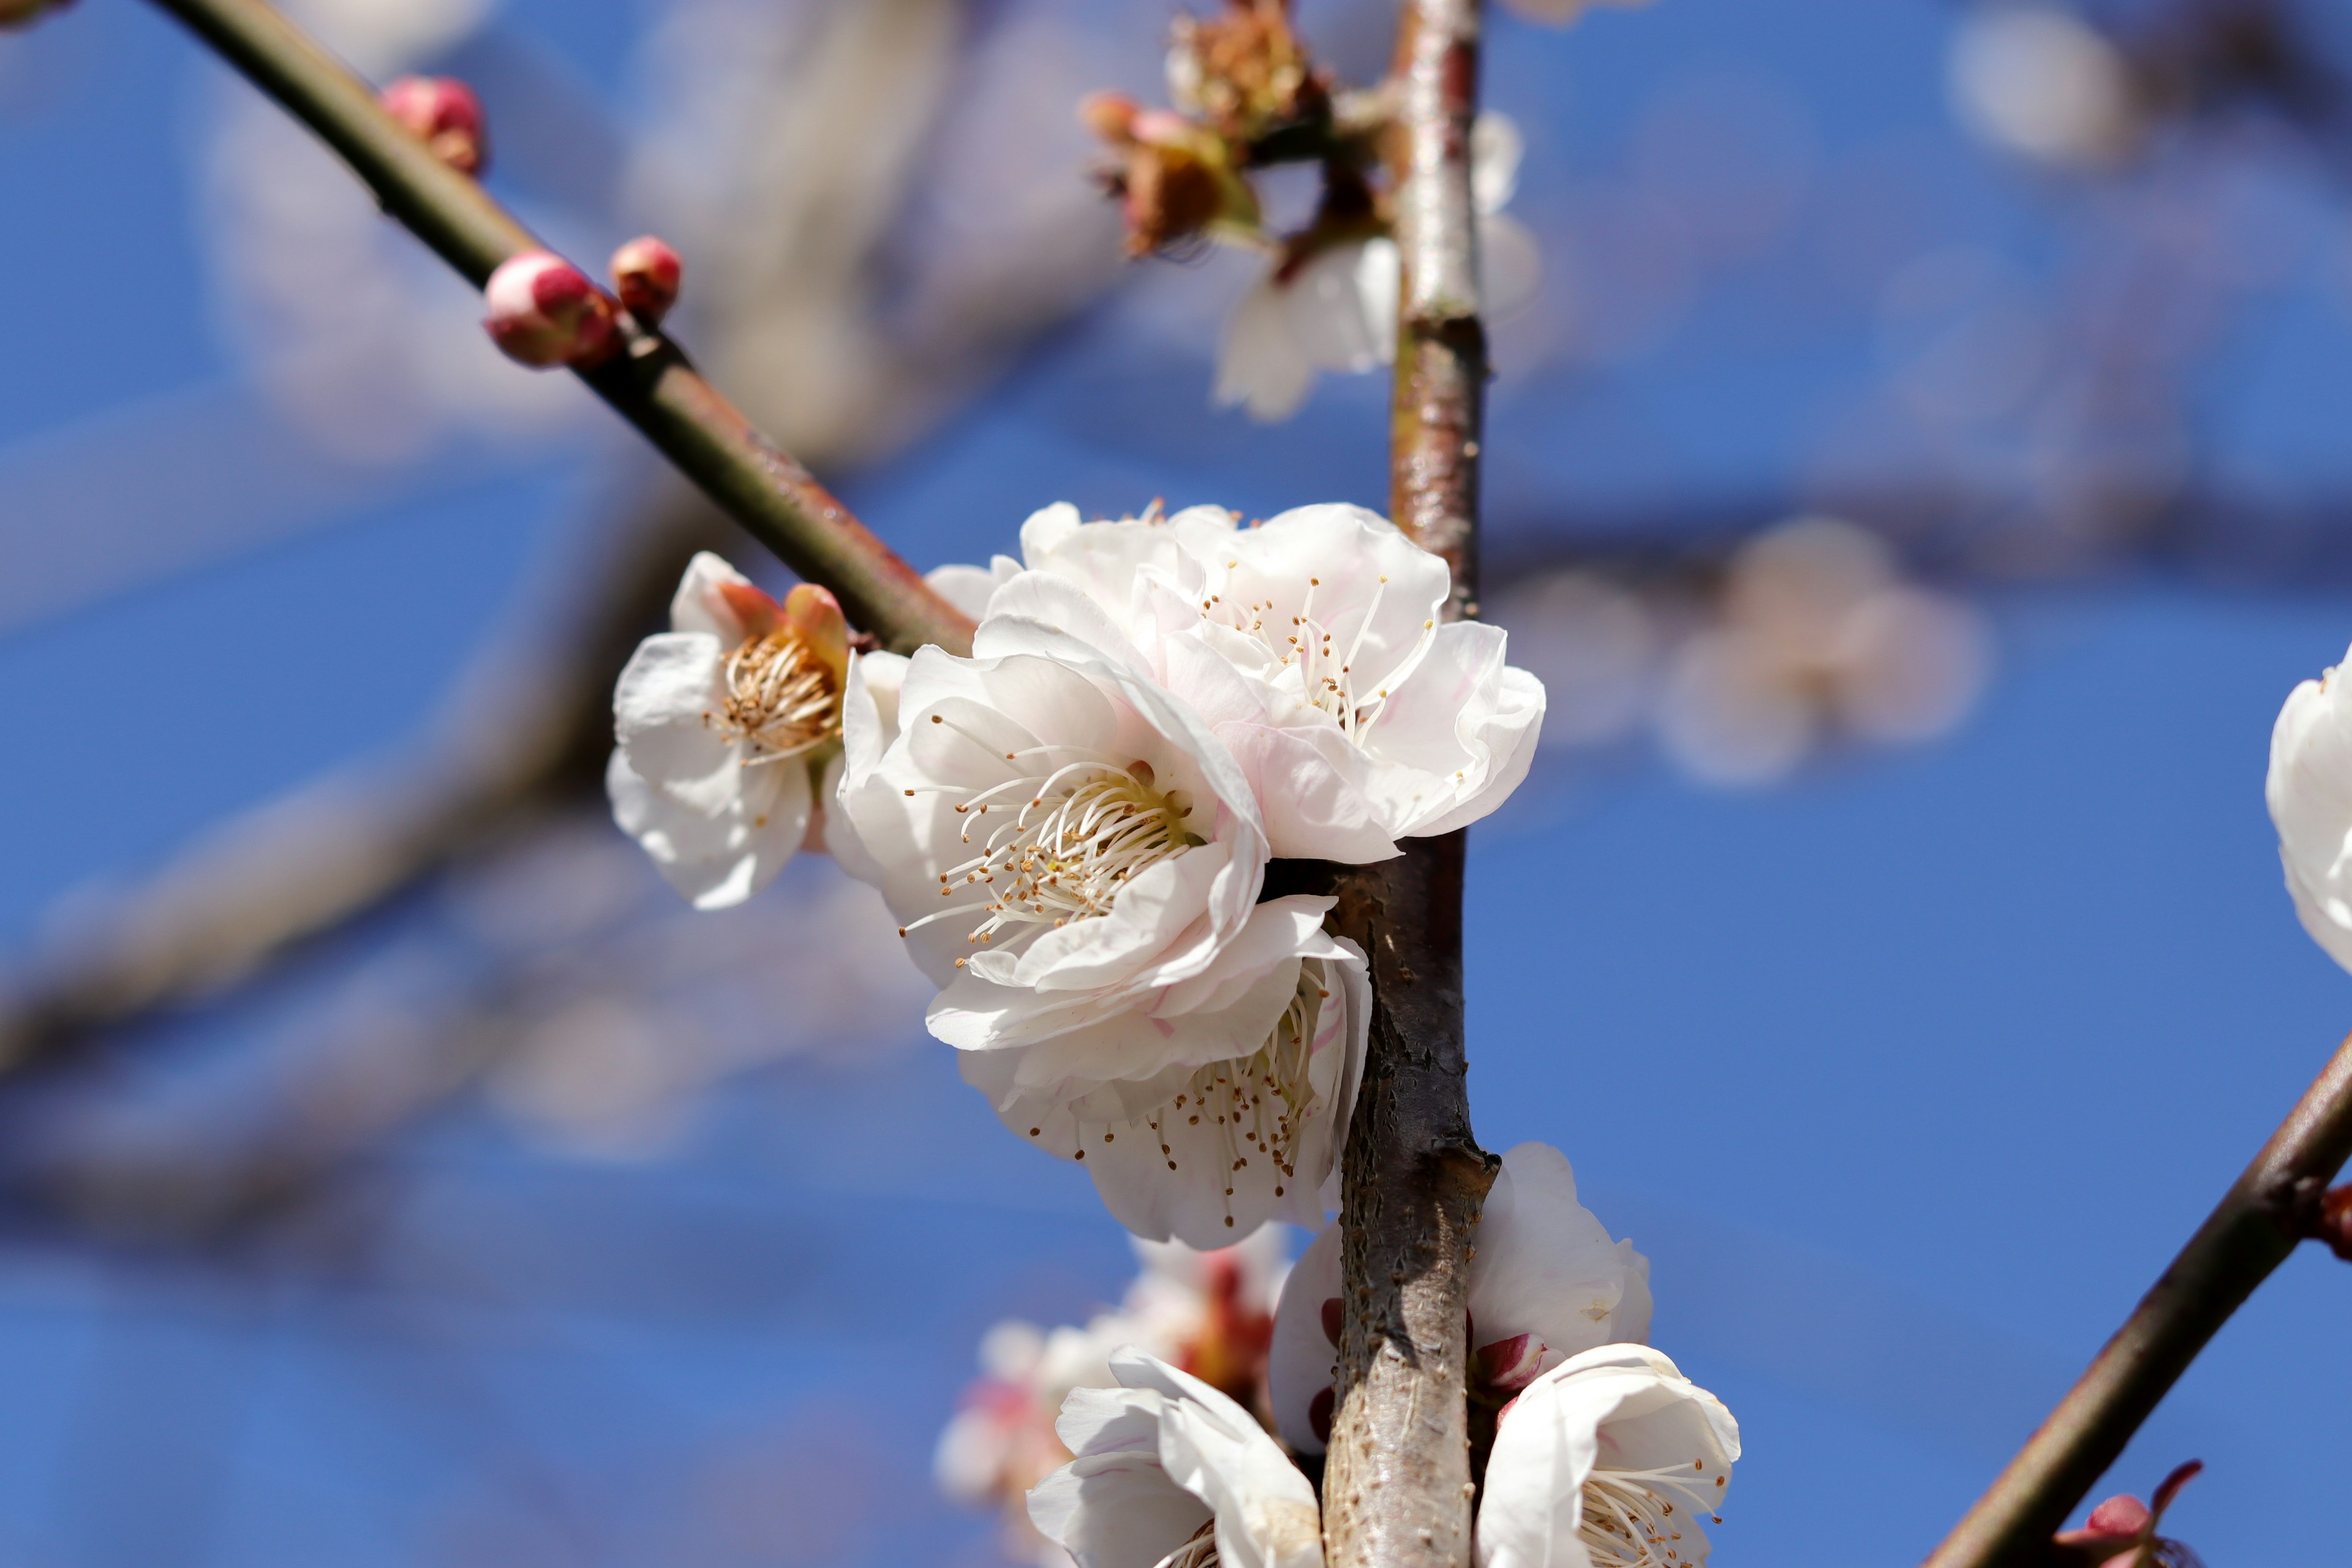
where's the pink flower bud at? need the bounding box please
[610,235,684,325]
[482,251,616,369]
[1078,90,1140,143]
[381,76,488,176]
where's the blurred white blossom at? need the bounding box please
[1949,6,2137,170]
[2267,643,2352,976]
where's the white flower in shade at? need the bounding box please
[1268,1142,1649,1455]
[935,1228,1292,1558]
[1214,114,1540,423]
[1477,1346,1738,1568]
[833,609,1367,1244]
[1030,1348,1323,1568]
[2267,644,2352,974]
[609,553,894,909]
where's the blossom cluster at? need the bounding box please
[998,1145,1737,1568]
[611,500,1542,1246]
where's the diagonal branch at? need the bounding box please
[1923,1030,2352,1568]
[1321,5,1496,1568]
[141,0,973,658]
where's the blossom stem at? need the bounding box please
[1321,6,1496,1568]
[1923,1030,2352,1568]
[139,0,973,658]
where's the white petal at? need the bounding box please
[669,550,757,642]
[1216,271,1319,422]
[1477,213,1542,320]
[612,631,733,783]
[1285,242,1391,375]
[1470,1144,1653,1377]
[925,562,1003,622]
[1472,113,1523,216]
[1378,630,1547,839]
[605,748,807,910]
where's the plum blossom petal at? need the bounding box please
[1030,1348,1323,1568]
[607,552,853,909]
[2267,646,2352,974]
[1477,1346,1738,1568]
[1269,1143,1648,1455]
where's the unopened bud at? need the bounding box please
[381,76,488,176]
[2314,1183,2352,1262]
[0,0,72,26]
[610,235,683,325]
[1079,90,1141,143]
[483,251,616,369]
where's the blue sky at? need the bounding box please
[4,0,2351,1563]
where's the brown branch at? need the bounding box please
[1321,6,1494,1568]
[1923,1030,2352,1568]
[140,0,973,658]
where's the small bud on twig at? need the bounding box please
[2309,1183,2352,1261]
[2052,1461,2204,1568]
[380,76,488,176]
[609,235,683,326]
[482,251,617,369]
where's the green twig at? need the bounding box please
[140,0,973,657]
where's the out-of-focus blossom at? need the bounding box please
[1164,0,1319,142]
[1949,6,2138,170]
[2053,1461,2206,1568]
[2266,643,2352,974]
[1215,115,1539,421]
[1657,517,1989,786]
[1029,1348,1322,1568]
[1476,1345,1739,1568]
[834,596,1365,1243]
[608,554,880,910]
[1084,92,1263,258]
[482,251,619,368]
[938,1232,1288,1567]
[1270,1142,1649,1453]
[1498,0,1653,28]
[1491,574,1661,750]
[611,235,684,325]
[380,75,487,175]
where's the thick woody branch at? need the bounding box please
[1322,6,1494,1568]
[141,0,973,658]
[1924,1031,2352,1568]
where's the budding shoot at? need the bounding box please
[380,76,488,176]
[610,235,684,326]
[482,251,617,369]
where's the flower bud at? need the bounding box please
[482,251,616,369]
[1078,90,1140,143]
[380,76,488,176]
[2313,1183,2352,1262]
[609,235,683,326]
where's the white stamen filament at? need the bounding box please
[1577,1463,1722,1568]
[1141,964,1325,1227]
[712,629,839,763]
[1203,571,1433,741]
[1152,1520,1218,1568]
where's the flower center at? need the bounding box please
[1153,1519,1218,1568]
[903,737,1204,954]
[712,629,839,763]
[1198,571,1432,740]
[1577,1461,1723,1568]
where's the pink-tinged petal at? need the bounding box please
[1267,1223,1343,1454]
[666,552,758,641]
[782,582,850,677]
[1475,1333,1548,1395]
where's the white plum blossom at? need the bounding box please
[1269,1142,1649,1455]
[2267,644,2352,974]
[1477,1346,1739,1568]
[935,1228,1291,1562]
[1215,114,1540,422]
[1028,1348,1324,1568]
[608,553,894,909]
[976,502,1546,858]
[834,601,1368,1244]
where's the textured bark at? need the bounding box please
[1322,5,1495,1568]
[1924,1030,2352,1568]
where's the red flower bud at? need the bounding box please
[381,76,488,176]
[610,235,684,325]
[482,251,616,369]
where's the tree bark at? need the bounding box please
[1321,6,1495,1568]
